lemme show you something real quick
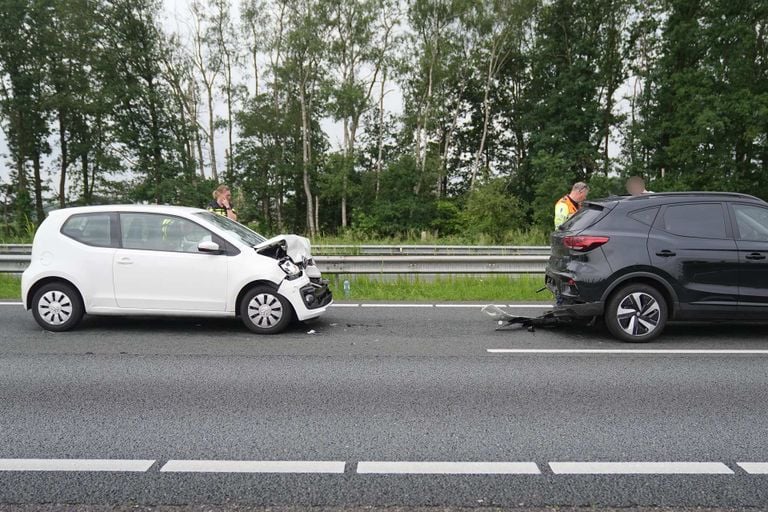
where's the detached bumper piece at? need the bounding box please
[301,278,333,310]
[482,304,586,333]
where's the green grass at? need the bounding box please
[0,274,21,300]
[311,228,549,247]
[327,274,551,302]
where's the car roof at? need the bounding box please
[47,204,207,217]
[625,191,763,201]
[589,192,766,207]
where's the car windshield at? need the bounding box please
[194,211,267,246]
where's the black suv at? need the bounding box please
[546,192,768,342]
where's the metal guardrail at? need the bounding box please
[315,255,547,274]
[0,244,32,254]
[0,255,30,273]
[315,245,551,256]
[0,253,549,275]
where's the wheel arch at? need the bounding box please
[26,277,84,312]
[600,272,679,318]
[235,280,291,318]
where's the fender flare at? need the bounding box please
[600,271,680,313]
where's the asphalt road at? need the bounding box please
[1,302,768,509]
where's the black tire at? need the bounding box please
[604,283,668,343]
[31,282,84,332]
[239,286,293,334]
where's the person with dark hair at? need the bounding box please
[208,184,237,221]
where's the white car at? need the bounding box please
[21,205,332,333]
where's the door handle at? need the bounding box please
[655,250,676,257]
[745,253,766,261]
[117,257,133,265]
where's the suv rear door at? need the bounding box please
[648,202,740,318]
[728,202,768,313]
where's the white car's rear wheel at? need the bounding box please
[31,282,84,332]
[240,286,293,334]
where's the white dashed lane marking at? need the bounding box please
[159,460,346,473]
[549,462,734,475]
[488,349,768,355]
[0,458,764,475]
[357,461,540,475]
[737,463,768,474]
[0,459,155,472]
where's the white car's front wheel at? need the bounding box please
[239,286,293,334]
[31,282,84,332]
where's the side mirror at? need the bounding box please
[198,241,223,254]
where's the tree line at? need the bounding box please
[1,0,766,241]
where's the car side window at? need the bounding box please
[732,204,768,242]
[120,213,214,254]
[628,207,659,226]
[61,213,114,247]
[659,203,727,239]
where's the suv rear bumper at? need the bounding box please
[552,301,604,318]
[546,271,605,318]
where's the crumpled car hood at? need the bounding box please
[255,234,312,262]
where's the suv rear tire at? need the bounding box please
[31,282,84,332]
[239,286,293,334]
[605,283,667,343]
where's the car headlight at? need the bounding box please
[279,258,301,277]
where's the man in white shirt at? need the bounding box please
[626,176,653,196]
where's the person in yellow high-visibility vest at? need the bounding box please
[554,182,589,229]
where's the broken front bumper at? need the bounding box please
[301,278,333,310]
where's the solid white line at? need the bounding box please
[549,462,733,475]
[357,461,540,475]
[330,303,552,309]
[160,460,345,473]
[360,304,434,308]
[434,304,551,309]
[488,349,768,355]
[0,302,22,306]
[434,304,504,308]
[0,459,154,472]
[737,463,768,474]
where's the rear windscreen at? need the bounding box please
[558,204,606,232]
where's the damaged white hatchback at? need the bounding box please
[21,205,332,334]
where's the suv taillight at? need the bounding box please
[563,235,610,252]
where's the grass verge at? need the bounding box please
[327,274,550,302]
[311,229,549,247]
[0,274,21,300]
